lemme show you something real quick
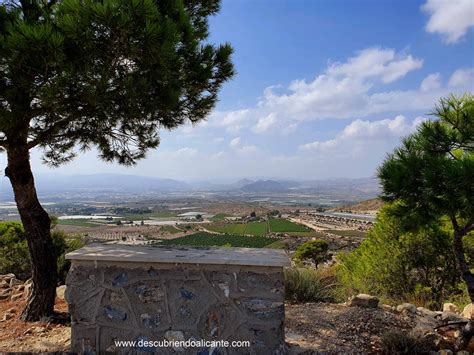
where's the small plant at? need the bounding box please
[285,267,337,303]
[380,331,434,354]
[293,239,330,266]
[0,222,84,284]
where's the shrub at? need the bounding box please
[0,222,30,279]
[55,231,85,284]
[380,331,434,354]
[285,266,337,303]
[337,204,459,308]
[293,239,330,266]
[0,222,84,284]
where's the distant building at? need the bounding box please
[224,216,242,221]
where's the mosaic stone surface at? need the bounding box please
[66,259,286,354]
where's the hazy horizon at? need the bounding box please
[1,0,472,181]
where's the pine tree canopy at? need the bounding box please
[378,93,474,232]
[0,0,234,165]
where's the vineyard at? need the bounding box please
[158,232,275,248]
[268,218,310,233]
[206,218,309,236]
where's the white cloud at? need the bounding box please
[300,115,425,152]
[327,47,423,83]
[229,137,241,149]
[252,113,278,133]
[422,0,474,44]
[448,68,474,90]
[420,73,442,92]
[210,109,251,134]
[229,136,257,154]
[207,47,432,134]
[300,139,338,151]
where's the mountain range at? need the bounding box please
[0,173,380,200]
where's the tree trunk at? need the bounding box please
[6,144,57,321]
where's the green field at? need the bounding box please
[269,218,309,233]
[58,219,101,227]
[244,222,268,235]
[207,219,309,236]
[207,223,247,234]
[210,213,230,221]
[158,232,275,248]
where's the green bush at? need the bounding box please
[285,267,337,303]
[0,221,84,284]
[337,204,459,308]
[293,239,330,266]
[55,231,85,284]
[0,222,30,279]
[380,331,434,354]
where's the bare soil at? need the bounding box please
[285,302,415,354]
[0,298,70,353]
[0,299,415,354]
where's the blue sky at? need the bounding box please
[28,0,474,181]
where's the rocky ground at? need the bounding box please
[286,302,414,353]
[0,273,472,354]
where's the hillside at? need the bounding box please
[332,198,384,215]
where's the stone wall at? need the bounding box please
[66,246,288,355]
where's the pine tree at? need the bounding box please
[378,93,473,346]
[0,0,233,320]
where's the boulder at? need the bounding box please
[347,294,379,308]
[381,304,394,312]
[396,303,417,314]
[441,311,464,323]
[461,303,474,320]
[443,303,459,314]
[56,285,67,300]
[417,307,438,318]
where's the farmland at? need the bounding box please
[210,213,229,221]
[207,223,247,234]
[245,222,268,235]
[158,232,275,248]
[268,218,310,233]
[206,218,308,236]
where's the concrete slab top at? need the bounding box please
[66,244,291,267]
